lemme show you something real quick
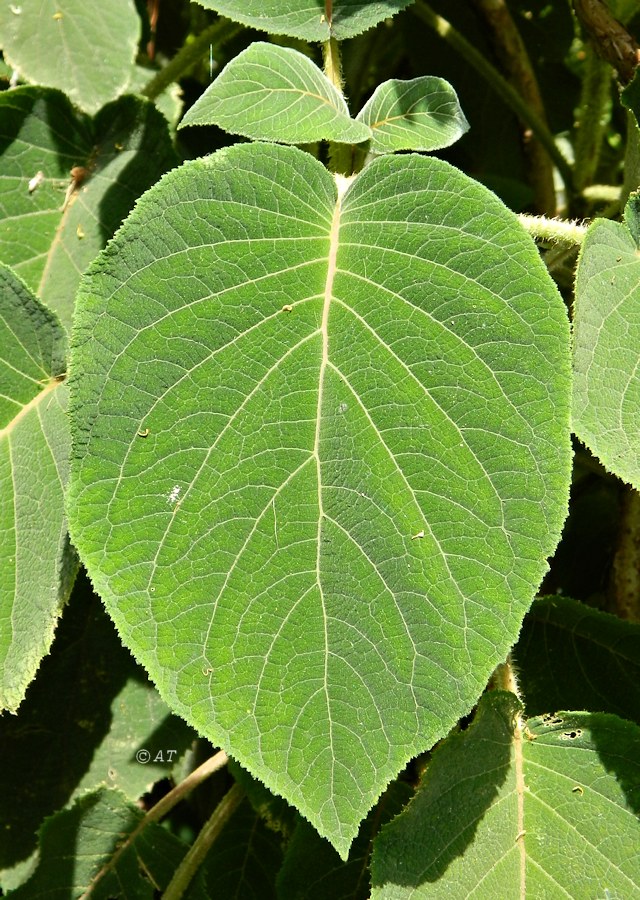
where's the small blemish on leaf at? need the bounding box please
[412,530,425,540]
[281,304,293,312]
[9,5,21,14]
[167,485,181,505]
[202,667,213,676]
[76,224,85,239]
[561,729,582,740]
[28,171,44,193]
[572,785,584,795]
[515,830,526,842]
[114,142,124,151]
[53,11,63,19]
[137,427,150,437]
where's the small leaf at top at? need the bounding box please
[0,263,76,713]
[179,42,371,145]
[0,0,141,115]
[355,77,469,154]
[371,693,640,897]
[572,195,640,489]
[68,142,571,857]
[193,0,414,41]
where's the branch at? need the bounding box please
[572,0,639,84]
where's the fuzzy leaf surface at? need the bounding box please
[572,196,640,488]
[371,694,640,898]
[355,77,469,153]
[194,0,414,41]
[179,42,371,144]
[0,0,140,114]
[0,87,177,333]
[68,142,571,856]
[0,264,74,713]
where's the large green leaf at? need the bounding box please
[371,693,640,897]
[0,87,177,333]
[514,595,640,724]
[355,77,469,153]
[194,0,414,41]
[179,42,371,144]
[0,263,75,713]
[0,0,141,114]
[572,195,640,489]
[67,142,571,856]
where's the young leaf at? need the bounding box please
[355,77,469,154]
[179,42,371,145]
[0,0,141,115]
[514,594,640,724]
[7,787,209,899]
[0,87,177,333]
[572,195,640,489]
[0,263,75,714]
[0,576,197,875]
[193,0,414,42]
[67,142,571,857]
[371,693,640,897]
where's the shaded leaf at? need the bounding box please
[514,594,640,724]
[7,787,208,899]
[0,0,141,114]
[572,195,640,488]
[0,87,177,333]
[194,0,414,42]
[371,693,640,897]
[355,76,469,154]
[0,574,197,878]
[67,141,571,856]
[180,42,371,144]
[0,263,75,713]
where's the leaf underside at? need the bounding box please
[68,142,571,855]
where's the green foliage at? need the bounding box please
[1,0,639,894]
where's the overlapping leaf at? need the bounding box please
[371,693,640,897]
[179,42,371,144]
[515,595,640,723]
[355,77,469,153]
[68,142,571,855]
[0,87,177,333]
[194,0,414,41]
[0,0,140,114]
[572,195,640,488]
[0,264,74,713]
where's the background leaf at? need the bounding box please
[193,0,415,41]
[371,693,640,897]
[179,42,371,144]
[8,787,209,899]
[514,594,640,724]
[0,0,141,114]
[572,196,640,489]
[68,142,571,856]
[0,87,177,333]
[355,76,469,153]
[0,572,197,881]
[0,263,75,713]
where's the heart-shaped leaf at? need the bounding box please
[193,0,414,41]
[68,142,571,856]
[371,693,640,897]
[180,42,371,145]
[355,77,469,153]
[0,263,75,713]
[0,87,177,333]
[0,0,141,115]
[572,195,640,488]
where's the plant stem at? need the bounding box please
[324,36,354,174]
[470,0,556,214]
[582,183,621,205]
[162,782,244,900]
[610,487,640,621]
[518,213,587,246]
[141,18,241,101]
[412,1,575,197]
[573,45,612,191]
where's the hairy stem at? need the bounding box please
[162,782,244,900]
[413,1,575,196]
[141,17,241,100]
[518,213,587,246]
[574,45,612,191]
